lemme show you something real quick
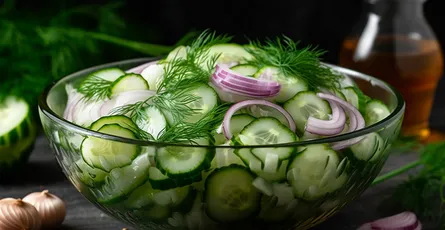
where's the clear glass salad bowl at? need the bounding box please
[38,58,405,230]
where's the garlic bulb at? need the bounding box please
[0,198,42,230]
[23,190,66,228]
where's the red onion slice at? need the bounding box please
[316,93,366,150]
[210,78,274,98]
[305,100,346,135]
[126,61,158,74]
[212,64,281,98]
[222,100,296,140]
[214,72,281,89]
[371,212,419,230]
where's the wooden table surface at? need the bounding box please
[0,135,426,230]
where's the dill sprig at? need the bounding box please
[244,35,343,91]
[77,76,113,102]
[373,140,445,228]
[157,103,230,144]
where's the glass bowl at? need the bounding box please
[38,58,405,230]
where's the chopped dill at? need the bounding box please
[244,35,343,91]
[77,76,113,102]
[156,103,230,144]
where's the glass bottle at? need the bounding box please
[339,0,443,141]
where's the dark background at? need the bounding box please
[14,0,445,64]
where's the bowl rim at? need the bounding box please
[38,57,405,148]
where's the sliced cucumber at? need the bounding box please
[93,153,150,203]
[89,115,138,132]
[287,144,347,201]
[88,67,125,82]
[134,105,167,139]
[204,164,261,223]
[235,148,289,182]
[230,64,259,76]
[165,45,188,62]
[206,43,254,67]
[75,159,107,187]
[254,66,308,103]
[81,124,140,172]
[109,73,149,96]
[148,166,202,190]
[213,114,255,145]
[341,86,369,112]
[283,91,332,134]
[0,96,32,146]
[350,132,384,162]
[235,117,296,162]
[140,64,165,91]
[125,181,194,212]
[155,138,214,178]
[364,99,391,126]
[162,83,218,125]
[238,105,289,126]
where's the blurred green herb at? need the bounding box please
[0,0,174,109]
[373,137,445,228]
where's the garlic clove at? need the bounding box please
[0,198,42,230]
[23,190,67,229]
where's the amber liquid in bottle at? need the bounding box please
[340,36,443,140]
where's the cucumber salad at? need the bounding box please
[62,31,392,227]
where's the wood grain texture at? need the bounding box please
[0,136,425,230]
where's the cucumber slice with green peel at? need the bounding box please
[0,96,33,146]
[213,114,255,145]
[134,105,167,139]
[125,181,194,210]
[235,117,297,162]
[254,66,308,103]
[205,43,254,67]
[162,83,218,125]
[81,124,140,172]
[341,86,369,112]
[89,115,138,132]
[235,148,289,182]
[204,164,261,223]
[283,91,332,134]
[148,166,202,190]
[75,159,108,187]
[226,114,256,136]
[93,153,151,203]
[133,204,171,223]
[364,99,391,126]
[109,73,149,97]
[230,64,259,76]
[349,132,384,162]
[0,123,36,174]
[165,45,188,62]
[87,67,126,82]
[140,64,165,91]
[155,138,215,178]
[237,105,289,126]
[287,144,348,201]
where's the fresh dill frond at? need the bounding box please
[245,35,343,91]
[157,103,230,144]
[77,76,113,102]
[108,99,156,141]
[377,141,445,228]
[156,30,232,93]
[152,91,201,124]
